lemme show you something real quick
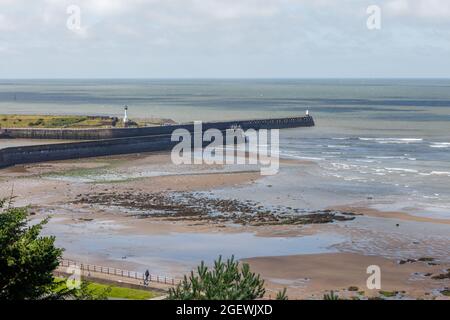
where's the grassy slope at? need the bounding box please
[0,114,175,128]
[87,282,160,300]
[54,278,160,300]
[0,115,111,128]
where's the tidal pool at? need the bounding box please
[43,220,346,276]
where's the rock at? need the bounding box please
[399,258,417,265]
[418,257,435,262]
[432,271,450,280]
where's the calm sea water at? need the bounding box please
[1,79,450,217]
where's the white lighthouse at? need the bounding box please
[123,105,129,126]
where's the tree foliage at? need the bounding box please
[168,256,266,300]
[276,288,288,300]
[53,278,110,300]
[0,198,62,300]
[323,290,340,300]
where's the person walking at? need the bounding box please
[144,269,150,286]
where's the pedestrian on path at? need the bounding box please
[144,269,150,286]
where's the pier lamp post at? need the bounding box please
[123,105,129,127]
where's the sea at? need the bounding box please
[1,79,450,218]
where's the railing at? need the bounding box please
[59,259,180,286]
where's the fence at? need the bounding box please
[59,259,180,286]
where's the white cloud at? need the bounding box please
[385,0,450,18]
[1,0,450,77]
[0,14,16,31]
[191,0,280,20]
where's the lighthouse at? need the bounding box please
[123,105,129,126]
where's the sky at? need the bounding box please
[1,0,450,78]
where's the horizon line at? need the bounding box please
[1,77,450,81]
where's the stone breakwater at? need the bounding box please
[0,116,314,140]
[0,134,176,169]
[0,115,314,169]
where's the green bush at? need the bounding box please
[323,290,340,300]
[0,198,62,299]
[168,256,266,300]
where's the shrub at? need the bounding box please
[168,256,266,300]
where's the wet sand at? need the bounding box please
[332,205,450,225]
[1,151,449,299]
[244,253,450,300]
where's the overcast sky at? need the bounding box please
[1,0,450,78]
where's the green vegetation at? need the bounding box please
[275,288,288,300]
[0,114,174,129]
[89,283,158,300]
[0,114,118,128]
[0,197,160,300]
[54,278,159,300]
[0,198,98,300]
[441,289,450,297]
[323,290,340,300]
[0,198,62,299]
[45,116,88,127]
[379,290,398,298]
[168,256,276,300]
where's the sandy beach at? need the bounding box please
[1,151,449,300]
[2,0,450,306]
[244,253,449,300]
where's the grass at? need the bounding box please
[44,167,138,184]
[0,114,171,129]
[0,115,108,128]
[87,282,159,300]
[323,290,340,300]
[379,290,398,298]
[54,277,160,300]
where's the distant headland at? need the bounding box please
[0,114,177,130]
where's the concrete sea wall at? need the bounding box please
[0,116,315,169]
[0,134,177,169]
[1,116,315,140]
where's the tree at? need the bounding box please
[323,290,340,300]
[0,198,62,300]
[168,256,266,300]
